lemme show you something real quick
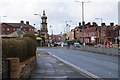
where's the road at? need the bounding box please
[37,47,119,79]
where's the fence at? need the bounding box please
[2,56,10,80]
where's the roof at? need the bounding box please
[7,30,25,37]
[84,27,96,32]
[3,23,34,28]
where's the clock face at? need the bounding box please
[43,19,45,22]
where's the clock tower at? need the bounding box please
[41,10,48,46]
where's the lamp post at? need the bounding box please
[66,20,72,33]
[34,14,41,31]
[75,0,91,45]
[0,16,7,38]
[50,26,53,40]
[65,20,72,42]
[95,18,102,25]
[34,14,42,46]
[0,16,7,79]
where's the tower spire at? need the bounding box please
[43,10,45,15]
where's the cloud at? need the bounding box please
[0,0,118,34]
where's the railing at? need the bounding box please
[2,56,10,80]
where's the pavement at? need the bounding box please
[29,49,87,80]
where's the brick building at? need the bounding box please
[71,22,119,45]
[95,23,117,45]
[1,20,35,36]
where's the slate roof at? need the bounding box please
[84,27,96,32]
[4,23,34,28]
[7,30,26,37]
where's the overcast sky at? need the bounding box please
[0,0,119,34]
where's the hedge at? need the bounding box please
[23,33,36,42]
[2,37,36,62]
[16,37,37,58]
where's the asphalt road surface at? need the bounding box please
[37,47,119,79]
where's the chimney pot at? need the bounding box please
[20,20,24,23]
[79,22,81,26]
[101,23,106,26]
[88,22,91,25]
[26,21,29,25]
[110,22,114,26]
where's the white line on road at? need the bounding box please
[38,54,40,57]
[48,52,101,79]
[37,48,44,50]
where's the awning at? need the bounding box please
[37,37,41,40]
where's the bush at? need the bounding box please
[23,33,36,42]
[2,37,37,62]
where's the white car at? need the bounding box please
[73,42,81,47]
[63,43,68,47]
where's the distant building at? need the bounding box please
[118,1,120,25]
[1,20,35,38]
[71,22,119,45]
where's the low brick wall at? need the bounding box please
[7,56,36,78]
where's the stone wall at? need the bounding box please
[7,56,36,78]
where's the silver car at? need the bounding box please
[73,42,81,47]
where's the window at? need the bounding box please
[7,28,9,31]
[2,28,4,31]
[14,28,16,31]
[108,32,110,36]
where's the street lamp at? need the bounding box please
[95,18,102,25]
[0,16,7,74]
[75,0,91,45]
[34,14,41,30]
[34,14,42,46]
[0,16,7,37]
[50,26,53,40]
[66,20,72,33]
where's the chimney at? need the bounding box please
[101,23,106,26]
[110,22,114,26]
[20,20,24,23]
[26,21,29,25]
[88,22,91,26]
[79,22,81,26]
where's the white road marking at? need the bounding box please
[37,48,44,50]
[43,76,68,78]
[38,54,40,57]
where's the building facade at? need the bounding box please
[1,21,35,36]
[71,22,119,46]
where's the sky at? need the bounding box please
[0,0,119,35]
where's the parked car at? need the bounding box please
[63,43,68,47]
[73,42,81,47]
[93,43,101,48]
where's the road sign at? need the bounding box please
[41,35,44,37]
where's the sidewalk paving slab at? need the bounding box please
[29,50,86,80]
